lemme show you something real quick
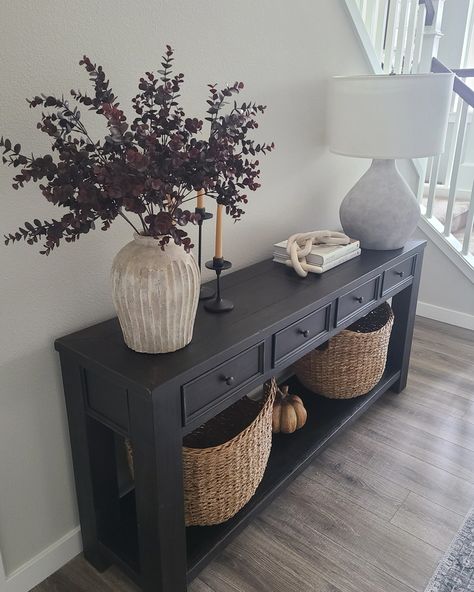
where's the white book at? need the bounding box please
[273,238,359,265]
[273,249,361,274]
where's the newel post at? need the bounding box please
[418,0,446,73]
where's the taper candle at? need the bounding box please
[196,189,205,209]
[214,204,223,259]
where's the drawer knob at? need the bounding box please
[224,376,235,386]
[354,296,364,304]
[395,270,404,277]
[298,329,310,338]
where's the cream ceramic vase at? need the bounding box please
[111,234,200,354]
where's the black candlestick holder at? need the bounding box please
[195,207,215,300]
[204,257,234,313]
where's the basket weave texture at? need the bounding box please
[126,378,276,526]
[294,302,394,399]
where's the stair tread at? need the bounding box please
[421,197,469,232]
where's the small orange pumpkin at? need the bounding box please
[272,385,307,434]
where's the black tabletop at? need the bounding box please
[55,240,425,392]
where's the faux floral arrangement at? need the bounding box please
[1,46,274,254]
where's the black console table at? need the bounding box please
[55,239,425,592]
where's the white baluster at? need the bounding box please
[425,156,433,184]
[384,0,400,73]
[374,0,389,63]
[444,90,463,189]
[394,0,411,74]
[403,0,419,73]
[462,181,474,255]
[413,3,427,72]
[445,100,469,236]
[416,157,430,204]
[426,155,441,217]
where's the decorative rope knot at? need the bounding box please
[286,230,350,277]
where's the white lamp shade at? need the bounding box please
[327,73,454,159]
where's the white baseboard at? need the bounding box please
[417,301,474,331]
[2,527,81,592]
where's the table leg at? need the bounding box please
[129,387,187,592]
[388,251,424,393]
[59,354,111,572]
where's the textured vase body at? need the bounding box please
[340,159,421,250]
[111,235,200,354]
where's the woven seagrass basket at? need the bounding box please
[294,302,394,399]
[126,378,276,526]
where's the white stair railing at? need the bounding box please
[356,0,435,74]
[429,58,474,263]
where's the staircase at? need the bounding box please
[345,0,474,282]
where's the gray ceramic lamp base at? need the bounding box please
[340,159,421,250]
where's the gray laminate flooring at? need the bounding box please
[32,317,474,592]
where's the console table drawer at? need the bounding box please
[336,276,380,326]
[182,343,264,425]
[273,304,330,366]
[382,256,416,295]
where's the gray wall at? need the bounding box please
[0,0,369,574]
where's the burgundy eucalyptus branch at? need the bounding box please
[1,45,274,255]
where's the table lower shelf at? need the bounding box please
[103,368,401,584]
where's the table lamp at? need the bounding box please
[327,73,453,250]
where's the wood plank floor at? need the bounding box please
[33,317,474,592]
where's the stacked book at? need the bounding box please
[273,238,360,274]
